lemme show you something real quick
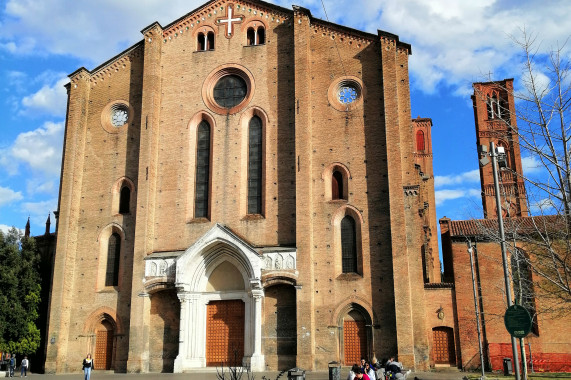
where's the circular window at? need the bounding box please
[213,75,247,108]
[328,76,365,112]
[101,100,133,133]
[338,86,358,104]
[203,64,255,115]
[111,104,129,127]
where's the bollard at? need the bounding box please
[503,358,513,375]
[329,361,341,380]
[288,367,306,380]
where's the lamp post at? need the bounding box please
[467,240,486,380]
[480,141,521,380]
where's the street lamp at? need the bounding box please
[479,141,521,380]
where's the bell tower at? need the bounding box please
[472,79,528,218]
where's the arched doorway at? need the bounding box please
[263,284,297,370]
[343,310,368,366]
[94,320,114,370]
[432,327,456,365]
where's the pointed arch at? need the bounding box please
[323,162,350,201]
[111,176,136,216]
[97,223,126,290]
[332,205,364,276]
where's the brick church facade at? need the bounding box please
[43,0,570,375]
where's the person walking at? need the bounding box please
[82,353,94,380]
[20,356,29,377]
[9,354,16,377]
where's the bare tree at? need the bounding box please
[473,29,571,317]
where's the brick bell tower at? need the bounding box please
[472,79,528,218]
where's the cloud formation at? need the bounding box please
[21,76,68,116]
[0,186,23,206]
[435,188,481,206]
[435,169,480,188]
[2,121,64,175]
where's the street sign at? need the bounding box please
[504,305,532,338]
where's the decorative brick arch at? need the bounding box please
[331,205,364,276]
[83,306,122,335]
[332,300,375,365]
[96,223,126,290]
[323,162,350,201]
[111,176,136,215]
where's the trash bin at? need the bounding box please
[503,358,513,375]
[288,367,306,380]
[328,361,341,380]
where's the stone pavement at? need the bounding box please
[2,370,468,380]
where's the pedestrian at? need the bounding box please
[365,361,376,380]
[385,356,411,379]
[347,364,360,380]
[20,356,29,377]
[82,353,94,380]
[9,354,16,377]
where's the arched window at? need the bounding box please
[247,28,256,46]
[105,233,121,287]
[257,27,265,44]
[207,32,215,50]
[198,32,215,51]
[248,116,263,214]
[511,250,539,335]
[341,216,357,273]
[332,171,344,200]
[486,96,493,120]
[195,120,211,218]
[492,94,500,118]
[416,130,425,151]
[119,186,130,214]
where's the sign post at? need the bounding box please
[504,305,532,338]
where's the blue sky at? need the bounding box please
[0,0,569,239]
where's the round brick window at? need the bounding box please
[328,76,365,112]
[101,100,134,133]
[203,64,255,115]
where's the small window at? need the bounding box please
[119,186,130,214]
[198,32,215,51]
[247,26,265,46]
[416,130,425,151]
[341,216,357,273]
[247,116,263,214]
[332,171,344,200]
[105,233,121,287]
[195,121,211,218]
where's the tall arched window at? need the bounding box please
[248,116,263,214]
[258,27,265,44]
[105,233,121,286]
[247,28,256,45]
[195,120,211,218]
[332,171,344,200]
[119,186,130,214]
[207,32,215,50]
[416,130,425,151]
[511,250,539,334]
[492,94,500,118]
[341,216,357,273]
[486,95,493,119]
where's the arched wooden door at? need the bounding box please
[94,321,114,370]
[433,327,456,365]
[343,311,367,365]
[206,300,245,366]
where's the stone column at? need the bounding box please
[248,288,264,371]
[174,292,190,372]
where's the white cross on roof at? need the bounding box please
[219,5,242,36]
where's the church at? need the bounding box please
[42,0,571,375]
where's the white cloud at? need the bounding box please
[21,198,57,227]
[0,224,23,235]
[0,186,23,206]
[435,169,480,188]
[7,121,64,175]
[529,197,555,214]
[21,76,68,116]
[435,188,481,206]
[521,155,543,175]
[26,179,56,195]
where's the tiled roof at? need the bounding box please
[446,215,566,238]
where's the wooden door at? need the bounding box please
[433,327,456,365]
[343,320,367,365]
[206,300,245,366]
[94,330,113,370]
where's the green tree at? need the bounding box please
[0,227,42,354]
